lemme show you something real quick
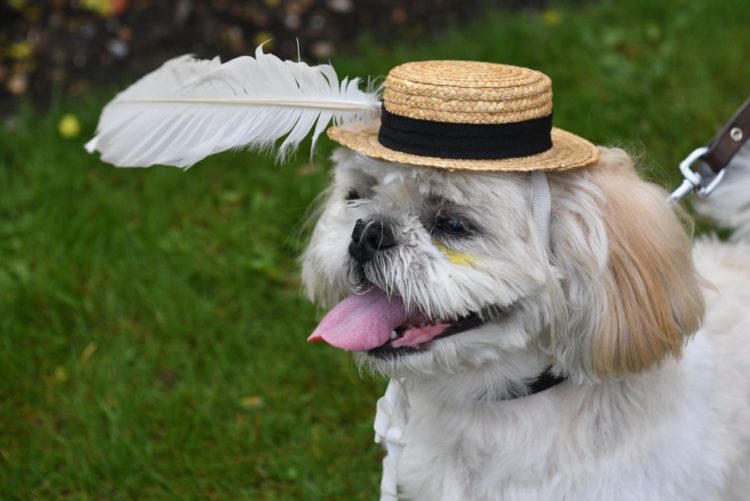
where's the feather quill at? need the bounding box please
[85,46,381,168]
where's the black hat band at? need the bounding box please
[377,105,553,160]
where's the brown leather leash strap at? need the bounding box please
[702,96,750,174]
[669,96,750,203]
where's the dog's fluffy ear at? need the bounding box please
[548,148,705,380]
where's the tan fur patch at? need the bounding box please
[589,153,705,376]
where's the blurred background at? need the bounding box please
[1,0,749,498]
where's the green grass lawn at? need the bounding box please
[2,0,749,498]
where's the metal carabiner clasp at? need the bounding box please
[668,146,720,203]
[696,166,726,198]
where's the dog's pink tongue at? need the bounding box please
[307,288,407,352]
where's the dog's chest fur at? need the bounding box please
[397,325,741,501]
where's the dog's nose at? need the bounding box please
[349,219,396,263]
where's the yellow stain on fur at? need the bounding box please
[433,240,476,266]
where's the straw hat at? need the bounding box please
[328,60,599,171]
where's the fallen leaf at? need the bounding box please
[79,342,97,366]
[53,366,68,384]
[58,113,81,138]
[543,9,561,27]
[239,395,264,409]
[8,41,33,61]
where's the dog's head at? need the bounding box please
[302,147,704,390]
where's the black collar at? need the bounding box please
[503,366,567,400]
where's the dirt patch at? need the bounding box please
[0,0,549,107]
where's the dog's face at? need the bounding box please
[302,147,704,389]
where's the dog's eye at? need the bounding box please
[434,216,469,236]
[346,189,361,202]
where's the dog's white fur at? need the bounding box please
[302,146,750,500]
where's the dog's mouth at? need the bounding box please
[366,312,486,358]
[307,287,491,356]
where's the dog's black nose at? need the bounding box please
[349,219,396,263]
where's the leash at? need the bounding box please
[669,96,750,203]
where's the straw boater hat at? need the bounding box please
[328,60,599,171]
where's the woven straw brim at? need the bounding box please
[327,120,599,172]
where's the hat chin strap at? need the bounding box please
[374,379,407,501]
[530,171,552,252]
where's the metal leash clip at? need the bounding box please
[669,96,750,204]
[668,146,727,203]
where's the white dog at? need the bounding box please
[302,146,750,500]
[81,47,749,500]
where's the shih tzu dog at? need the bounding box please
[301,62,750,500]
[85,50,750,501]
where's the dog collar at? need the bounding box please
[503,366,568,400]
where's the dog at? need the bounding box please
[82,47,749,500]
[301,145,750,500]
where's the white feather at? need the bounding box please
[85,45,381,168]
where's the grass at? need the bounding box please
[2,0,750,498]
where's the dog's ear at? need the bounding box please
[548,148,705,379]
